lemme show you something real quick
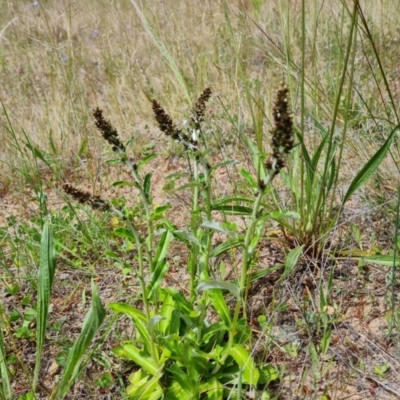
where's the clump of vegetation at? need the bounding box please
[1,1,400,399]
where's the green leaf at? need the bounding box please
[138,153,157,169]
[112,181,136,187]
[159,292,175,335]
[343,125,399,204]
[258,365,279,384]
[148,260,170,299]
[144,173,152,200]
[210,238,242,258]
[127,369,163,400]
[55,281,106,399]
[0,314,11,400]
[109,303,152,353]
[113,344,158,375]
[201,220,237,236]
[343,254,400,266]
[211,204,253,215]
[165,380,187,400]
[172,230,201,246]
[228,344,259,385]
[113,227,136,242]
[25,143,54,169]
[163,287,194,315]
[202,377,223,400]
[277,245,304,282]
[33,222,57,392]
[153,230,173,271]
[197,281,240,299]
[167,364,196,397]
[199,287,232,328]
[240,169,258,188]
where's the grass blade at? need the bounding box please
[33,222,57,391]
[0,312,12,400]
[55,281,106,399]
[343,125,399,204]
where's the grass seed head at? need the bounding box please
[62,183,110,211]
[152,100,181,140]
[93,107,126,152]
[266,83,294,175]
[191,87,212,129]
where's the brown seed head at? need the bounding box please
[191,87,212,129]
[93,107,126,152]
[62,183,110,211]
[265,83,294,175]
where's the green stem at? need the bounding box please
[112,208,159,365]
[221,169,275,366]
[189,158,200,299]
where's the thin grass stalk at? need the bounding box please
[354,3,400,175]
[355,2,399,125]
[189,160,201,299]
[201,160,213,278]
[327,10,358,229]
[123,159,155,273]
[299,0,307,236]
[313,0,358,237]
[389,186,400,336]
[220,0,258,150]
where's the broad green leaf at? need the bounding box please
[202,377,223,400]
[113,344,158,375]
[228,344,259,385]
[152,230,173,271]
[198,286,232,327]
[197,281,240,299]
[202,321,227,344]
[55,281,106,399]
[201,220,237,236]
[165,380,187,400]
[159,292,175,335]
[163,287,193,315]
[212,195,255,206]
[277,245,304,282]
[127,369,163,400]
[113,227,136,242]
[343,125,399,204]
[167,364,196,397]
[148,260,170,299]
[240,169,258,188]
[148,316,165,332]
[109,303,151,353]
[109,303,147,322]
[343,255,400,266]
[211,204,253,215]
[172,230,201,246]
[210,238,242,258]
[258,365,279,384]
[33,222,57,392]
